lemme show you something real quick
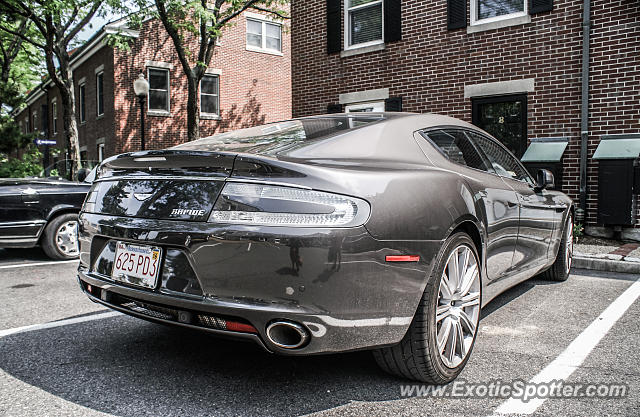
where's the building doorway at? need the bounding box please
[472,94,528,158]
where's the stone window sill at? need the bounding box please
[467,15,531,34]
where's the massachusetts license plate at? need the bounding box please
[111,241,162,289]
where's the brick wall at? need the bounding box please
[291,0,640,228]
[113,13,292,153]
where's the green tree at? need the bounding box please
[127,0,288,142]
[0,0,116,176]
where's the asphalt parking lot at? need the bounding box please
[0,248,638,417]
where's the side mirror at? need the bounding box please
[535,169,554,191]
[76,168,90,183]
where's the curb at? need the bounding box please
[573,256,640,274]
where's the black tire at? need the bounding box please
[41,213,80,260]
[373,232,481,383]
[541,214,573,282]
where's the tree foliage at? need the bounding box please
[0,142,42,177]
[0,0,120,175]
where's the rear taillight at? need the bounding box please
[82,183,99,213]
[209,182,370,227]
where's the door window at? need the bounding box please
[472,94,527,158]
[467,131,533,184]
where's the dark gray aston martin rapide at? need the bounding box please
[77,113,573,383]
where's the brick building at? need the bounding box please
[16,10,291,165]
[291,0,640,238]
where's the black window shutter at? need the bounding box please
[529,0,553,14]
[447,0,467,30]
[384,0,402,42]
[327,103,343,113]
[385,97,403,112]
[327,0,341,54]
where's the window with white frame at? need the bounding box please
[148,68,170,113]
[200,74,219,116]
[96,71,104,116]
[79,83,86,123]
[246,17,282,53]
[472,0,527,23]
[52,99,58,134]
[345,0,383,48]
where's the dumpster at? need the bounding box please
[521,137,569,191]
[593,134,640,226]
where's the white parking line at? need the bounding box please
[0,311,121,338]
[491,276,640,415]
[0,260,78,270]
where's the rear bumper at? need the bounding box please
[77,212,443,354]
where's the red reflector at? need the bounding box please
[385,255,420,262]
[226,321,258,334]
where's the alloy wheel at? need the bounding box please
[436,244,481,368]
[566,217,573,273]
[55,220,79,257]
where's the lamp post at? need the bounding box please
[133,73,150,151]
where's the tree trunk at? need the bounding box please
[53,59,81,176]
[186,75,200,142]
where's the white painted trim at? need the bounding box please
[246,16,283,55]
[79,145,87,152]
[339,88,389,105]
[245,45,284,56]
[244,11,283,23]
[147,66,171,114]
[340,42,385,58]
[145,60,174,69]
[464,79,535,98]
[344,0,384,50]
[94,64,104,74]
[96,137,105,145]
[205,68,223,75]
[467,14,531,34]
[470,0,528,27]
[77,76,87,85]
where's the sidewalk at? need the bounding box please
[573,236,640,274]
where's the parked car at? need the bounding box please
[0,167,95,260]
[77,113,573,383]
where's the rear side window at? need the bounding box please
[423,129,491,171]
[466,131,533,184]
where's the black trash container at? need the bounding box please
[521,137,568,191]
[593,135,640,226]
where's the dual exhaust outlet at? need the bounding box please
[266,320,310,349]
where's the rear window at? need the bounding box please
[172,116,385,155]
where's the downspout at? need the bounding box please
[577,0,591,222]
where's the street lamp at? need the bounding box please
[133,73,149,151]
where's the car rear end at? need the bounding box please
[77,118,445,355]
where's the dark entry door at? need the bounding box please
[472,94,528,159]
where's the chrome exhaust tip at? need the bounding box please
[266,321,310,349]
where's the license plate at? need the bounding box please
[111,241,162,289]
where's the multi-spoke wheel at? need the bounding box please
[42,213,80,260]
[542,213,573,282]
[436,245,481,368]
[374,232,482,383]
